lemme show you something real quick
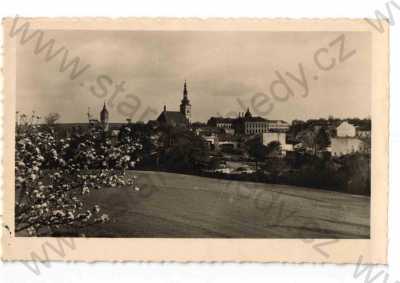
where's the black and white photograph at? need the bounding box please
[0,0,398,279]
[10,25,374,239]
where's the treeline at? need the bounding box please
[127,124,370,196]
[195,153,370,196]
[64,122,370,196]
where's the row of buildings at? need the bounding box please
[85,81,371,157]
[155,81,290,135]
[331,121,371,156]
[207,112,289,135]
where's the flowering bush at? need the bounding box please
[15,113,140,236]
[64,124,144,170]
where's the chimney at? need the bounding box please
[163,105,166,112]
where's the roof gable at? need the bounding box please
[157,111,188,126]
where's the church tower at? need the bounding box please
[100,102,109,131]
[180,80,191,123]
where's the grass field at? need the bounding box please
[75,170,370,238]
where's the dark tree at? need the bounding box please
[297,128,330,155]
[245,137,268,171]
[158,126,210,171]
[265,141,282,158]
[315,128,331,152]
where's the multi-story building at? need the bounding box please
[233,109,267,135]
[331,137,369,156]
[207,117,234,130]
[267,120,290,132]
[356,126,371,138]
[336,121,356,137]
[233,109,289,135]
[329,121,371,156]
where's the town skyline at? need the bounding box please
[16,30,371,123]
[18,78,372,124]
[17,92,372,125]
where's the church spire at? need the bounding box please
[100,101,109,131]
[180,80,191,123]
[181,80,190,104]
[183,80,188,98]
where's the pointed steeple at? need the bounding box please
[100,101,109,125]
[183,80,188,99]
[180,80,191,123]
[181,80,190,105]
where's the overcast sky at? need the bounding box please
[16,30,371,123]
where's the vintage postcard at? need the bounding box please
[1,18,388,263]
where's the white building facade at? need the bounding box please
[262,132,293,155]
[331,137,369,156]
[336,121,356,137]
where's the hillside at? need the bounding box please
[78,171,370,238]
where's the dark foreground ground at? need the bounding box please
[68,170,370,238]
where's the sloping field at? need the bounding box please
[80,171,370,238]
